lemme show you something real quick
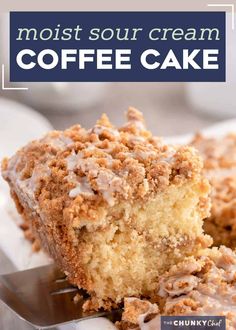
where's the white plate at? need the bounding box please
[0,98,53,270]
[0,98,52,159]
[0,114,236,330]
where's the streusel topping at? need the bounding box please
[2,108,204,212]
[159,246,236,317]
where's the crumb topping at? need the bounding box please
[122,297,159,326]
[2,108,203,211]
[159,246,236,311]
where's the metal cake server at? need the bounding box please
[0,264,121,329]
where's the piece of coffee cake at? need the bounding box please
[119,246,236,330]
[192,133,236,248]
[2,108,211,307]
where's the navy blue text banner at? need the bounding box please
[10,11,226,82]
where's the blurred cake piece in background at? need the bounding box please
[118,246,236,330]
[192,133,236,248]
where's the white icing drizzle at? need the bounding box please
[116,148,176,164]
[27,164,51,192]
[216,246,236,282]
[44,134,73,149]
[69,177,94,198]
[161,275,200,297]
[161,149,176,164]
[129,135,146,143]
[123,119,145,132]
[66,151,84,171]
[66,150,97,198]
[89,125,120,137]
[134,151,157,160]
[66,149,126,204]
[96,170,126,206]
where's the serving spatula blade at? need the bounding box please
[0,264,117,329]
